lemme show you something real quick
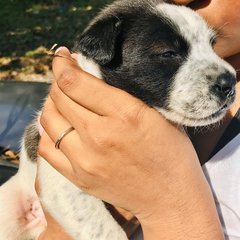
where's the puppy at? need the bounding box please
[0,0,236,239]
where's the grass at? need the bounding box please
[0,0,114,81]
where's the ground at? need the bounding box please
[0,0,113,82]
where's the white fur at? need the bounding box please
[38,157,127,240]
[0,143,46,240]
[155,3,236,126]
[77,53,102,79]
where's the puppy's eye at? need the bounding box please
[160,51,178,58]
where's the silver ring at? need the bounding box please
[55,127,74,149]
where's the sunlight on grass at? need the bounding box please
[0,46,52,81]
[0,0,114,81]
[0,57,12,66]
[25,46,48,58]
[69,5,93,12]
[26,4,54,14]
[7,28,30,36]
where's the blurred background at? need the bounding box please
[0,0,113,82]
[0,0,113,176]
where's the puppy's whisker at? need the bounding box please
[215,22,230,33]
[222,34,235,39]
[216,32,234,40]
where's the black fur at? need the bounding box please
[74,7,190,108]
[76,16,122,65]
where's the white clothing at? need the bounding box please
[203,133,240,240]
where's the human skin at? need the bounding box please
[38,49,224,240]
[189,0,240,58]
[38,0,240,239]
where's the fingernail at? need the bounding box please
[37,116,44,136]
[55,46,64,55]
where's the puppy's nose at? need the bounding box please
[213,72,236,99]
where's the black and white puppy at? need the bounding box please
[0,0,236,240]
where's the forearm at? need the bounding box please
[142,199,223,240]
[139,158,224,240]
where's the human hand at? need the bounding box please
[174,0,240,58]
[39,48,223,239]
[39,47,195,215]
[40,45,197,207]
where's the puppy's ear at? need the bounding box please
[74,16,122,65]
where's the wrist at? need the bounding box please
[136,159,224,240]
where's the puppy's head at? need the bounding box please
[74,0,236,127]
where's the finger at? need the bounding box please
[39,122,99,191]
[71,53,78,60]
[54,47,76,64]
[40,97,95,170]
[38,131,74,181]
[40,97,85,153]
[52,47,141,116]
[39,130,103,193]
[49,81,101,134]
[39,98,96,189]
